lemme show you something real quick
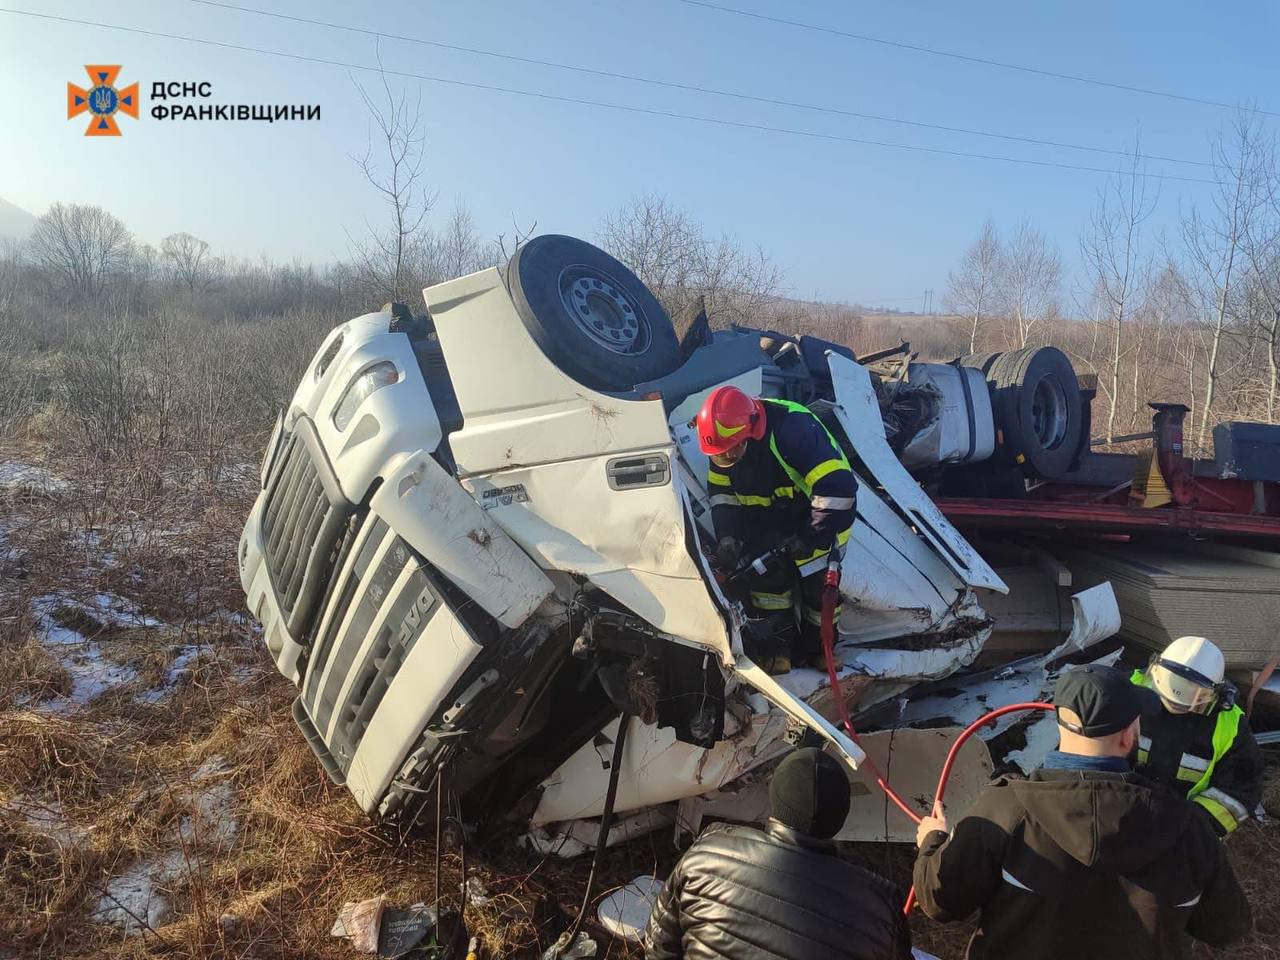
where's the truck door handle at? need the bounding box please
[606,454,671,490]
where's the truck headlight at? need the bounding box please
[333,361,399,431]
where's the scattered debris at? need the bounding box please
[464,875,491,906]
[596,875,663,942]
[377,903,436,959]
[541,933,597,960]
[331,895,386,953]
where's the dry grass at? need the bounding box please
[0,440,1276,960]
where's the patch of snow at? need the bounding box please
[135,646,201,704]
[48,647,138,712]
[33,592,164,633]
[8,797,91,846]
[176,756,238,846]
[30,595,140,712]
[0,461,69,494]
[178,780,238,846]
[94,851,186,933]
[86,592,164,628]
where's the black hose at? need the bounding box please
[555,712,631,957]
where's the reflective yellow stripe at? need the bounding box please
[802,604,844,625]
[773,486,797,499]
[750,590,793,611]
[795,533,850,575]
[734,494,773,507]
[715,419,747,439]
[1194,794,1239,834]
[1176,766,1201,783]
[1188,705,1244,800]
[803,458,847,489]
[1137,749,1150,764]
[707,470,731,487]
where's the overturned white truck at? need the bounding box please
[239,236,1111,851]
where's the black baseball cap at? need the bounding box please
[1054,664,1159,737]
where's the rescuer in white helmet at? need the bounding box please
[1131,636,1264,836]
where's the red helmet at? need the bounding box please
[696,385,766,455]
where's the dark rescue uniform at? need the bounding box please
[913,768,1251,960]
[1132,670,1263,836]
[707,399,856,656]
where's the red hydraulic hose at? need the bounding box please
[818,555,1055,914]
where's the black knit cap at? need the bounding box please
[769,747,851,839]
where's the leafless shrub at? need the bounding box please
[598,193,783,332]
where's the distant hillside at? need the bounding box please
[0,198,38,241]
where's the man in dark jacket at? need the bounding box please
[644,747,910,960]
[913,664,1251,960]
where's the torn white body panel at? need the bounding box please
[369,452,553,629]
[533,708,793,824]
[675,728,993,844]
[828,353,1006,593]
[463,460,729,658]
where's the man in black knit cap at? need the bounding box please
[644,747,911,960]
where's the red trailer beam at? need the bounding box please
[936,497,1280,539]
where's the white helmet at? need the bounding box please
[1148,636,1225,715]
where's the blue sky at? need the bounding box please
[2,0,1276,307]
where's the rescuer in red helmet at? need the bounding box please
[696,385,857,674]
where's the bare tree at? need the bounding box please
[1080,145,1157,441]
[422,201,488,283]
[160,232,212,299]
[998,219,1061,348]
[598,193,782,331]
[1238,134,1280,419]
[29,202,133,299]
[350,61,433,303]
[946,220,1001,353]
[1182,113,1271,447]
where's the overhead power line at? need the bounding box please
[186,0,1209,169]
[678,0,1278,119]
[0,7,1218,185]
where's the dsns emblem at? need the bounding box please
[67,65,139,137]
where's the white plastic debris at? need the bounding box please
[331,895,385,953]
[541,933,597,959]
[464,875,491,906]
[596,875,663,942]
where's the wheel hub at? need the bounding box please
[561,271,649,355]
[1030,376,1068,450]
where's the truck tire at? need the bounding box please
[504,235,681,392]
[958,351,1003,375]
[988,346,1082,479]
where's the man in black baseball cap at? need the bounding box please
[912,664,1251,960]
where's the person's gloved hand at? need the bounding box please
[715,537,743,570]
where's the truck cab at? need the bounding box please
[239,235,1013,843]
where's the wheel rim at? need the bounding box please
[1030,375,1069,450]
[559,268,650,355]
